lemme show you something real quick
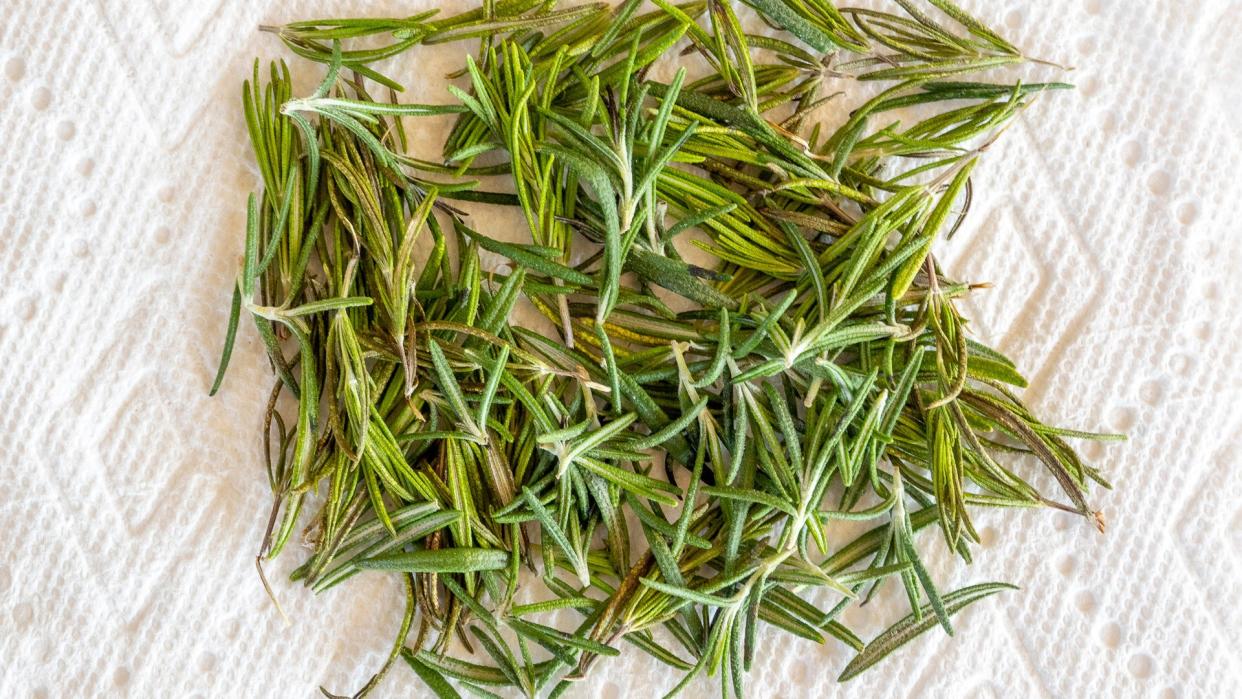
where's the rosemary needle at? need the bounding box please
[211,2,1119,697]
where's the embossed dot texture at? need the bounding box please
[0,0,1240,697]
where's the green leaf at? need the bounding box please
[357,548,510,573]
[476,344,510,433]
[402,650,464,699]
[626,249,738,310]
[282,296,373,317]
[457,222,592,285]
[241,193,260,298]
[741,0,841,52]
[838,583,1016,681]
[509,618,620,656]
[427,339,483,438]
[208,283,242,396]
[630,396,709,450]
[641,578,733,608]
[522,487,589,585]
[564,413,638,464]
[700,485,796,516]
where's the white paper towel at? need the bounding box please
[1,0,1240,696]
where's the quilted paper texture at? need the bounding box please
[0,0,1239,697]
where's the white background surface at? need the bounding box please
[1,1,1241,697]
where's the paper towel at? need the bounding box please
[0,0,1240,696]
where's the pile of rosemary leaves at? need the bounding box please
[210,1,1117,696]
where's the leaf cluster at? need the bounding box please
[211,2,1115,697]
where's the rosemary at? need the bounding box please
[210,1,1120,697]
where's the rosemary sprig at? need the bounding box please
[211,2,1119,697]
